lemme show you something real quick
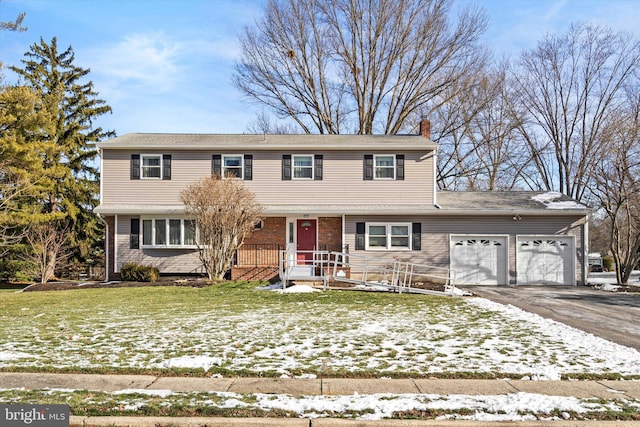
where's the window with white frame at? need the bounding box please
[366,223,411,250]
[374,155,395,179]
[141,154,162,179]
[292,155,313,179]
[141,218,197,247]
[222,155,243,178]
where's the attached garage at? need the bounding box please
[450,235,508,285]
[516,236,575,285]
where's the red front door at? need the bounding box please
[296,219,317,264]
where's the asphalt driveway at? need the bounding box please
[462,285,640,351]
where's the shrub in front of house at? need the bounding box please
[602,256,614,272]
[120,262,160,282]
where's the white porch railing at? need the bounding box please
[278,249,459,296]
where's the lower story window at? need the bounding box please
[366,223,411,250]
[141,218,197,248]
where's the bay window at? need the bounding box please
[141,218,197,248]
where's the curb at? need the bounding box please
[69,416,640,426]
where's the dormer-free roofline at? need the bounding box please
[96,133,438,151]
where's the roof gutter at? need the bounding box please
[94,204,590,217]
[96,142,438,151]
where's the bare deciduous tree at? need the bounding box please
[436,63,529,190]
[180,175,263,280]
[234,0,488,135]
[246,111,299,135]
[512,23,640,202]
[23,221,72,283]
[591,88,640,284]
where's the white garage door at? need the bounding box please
[450,236,508,285]
[516,236,575,285]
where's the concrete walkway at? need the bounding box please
[1,373,640,426]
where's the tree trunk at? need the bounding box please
[42,248,57,283]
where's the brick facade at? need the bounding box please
[318,217,342,250]
[244,217,287,246]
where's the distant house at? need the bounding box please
[95,120,590,286]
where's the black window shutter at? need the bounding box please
[212,154,222,177]
[412,222,421,251]
[131,154,140,180]
[355,222,366,250]
[363,155,373,180]
[130,218,140,249]
[244,154,253,180]
[162,154,171,180]
[314,154,323,180]
[282,155,292,180]
[396,154,404,180]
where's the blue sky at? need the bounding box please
[1,0,639,136]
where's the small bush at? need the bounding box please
[120,262,160,282]
[0,260,36,282]
[602,256,614,272]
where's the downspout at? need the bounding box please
[433,149,441,209]
[583,215,589,286]
[342,213,346,252]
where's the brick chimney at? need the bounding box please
[420,118,431,140]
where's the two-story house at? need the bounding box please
[95,120,590,286]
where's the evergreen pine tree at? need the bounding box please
[10,37,114,277]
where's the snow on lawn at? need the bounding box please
[1,388,638,422]
[588,271,640,288]
[1,291,639,378]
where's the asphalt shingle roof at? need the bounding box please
[96,133,437,150]
[437,191,589,212]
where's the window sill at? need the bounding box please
[364,247,412,251]
[141,245,198,250]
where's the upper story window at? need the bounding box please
[130,154,171,180]
[212,154,252,180]
[374,155,395,179]
[363,154,404,181]
[282,154,323,180]
[142,154,162,179]
[223,155,244,179]
[293,155,313,179]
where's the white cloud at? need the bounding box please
[86,32,183,94]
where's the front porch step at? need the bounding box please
[286,265,315,277]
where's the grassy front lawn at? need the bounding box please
[0,281,638,379]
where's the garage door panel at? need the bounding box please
[516,237,575,285]
[451,236,508,285]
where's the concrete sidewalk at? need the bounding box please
[1,373,639,426]
[2,372,640,399]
